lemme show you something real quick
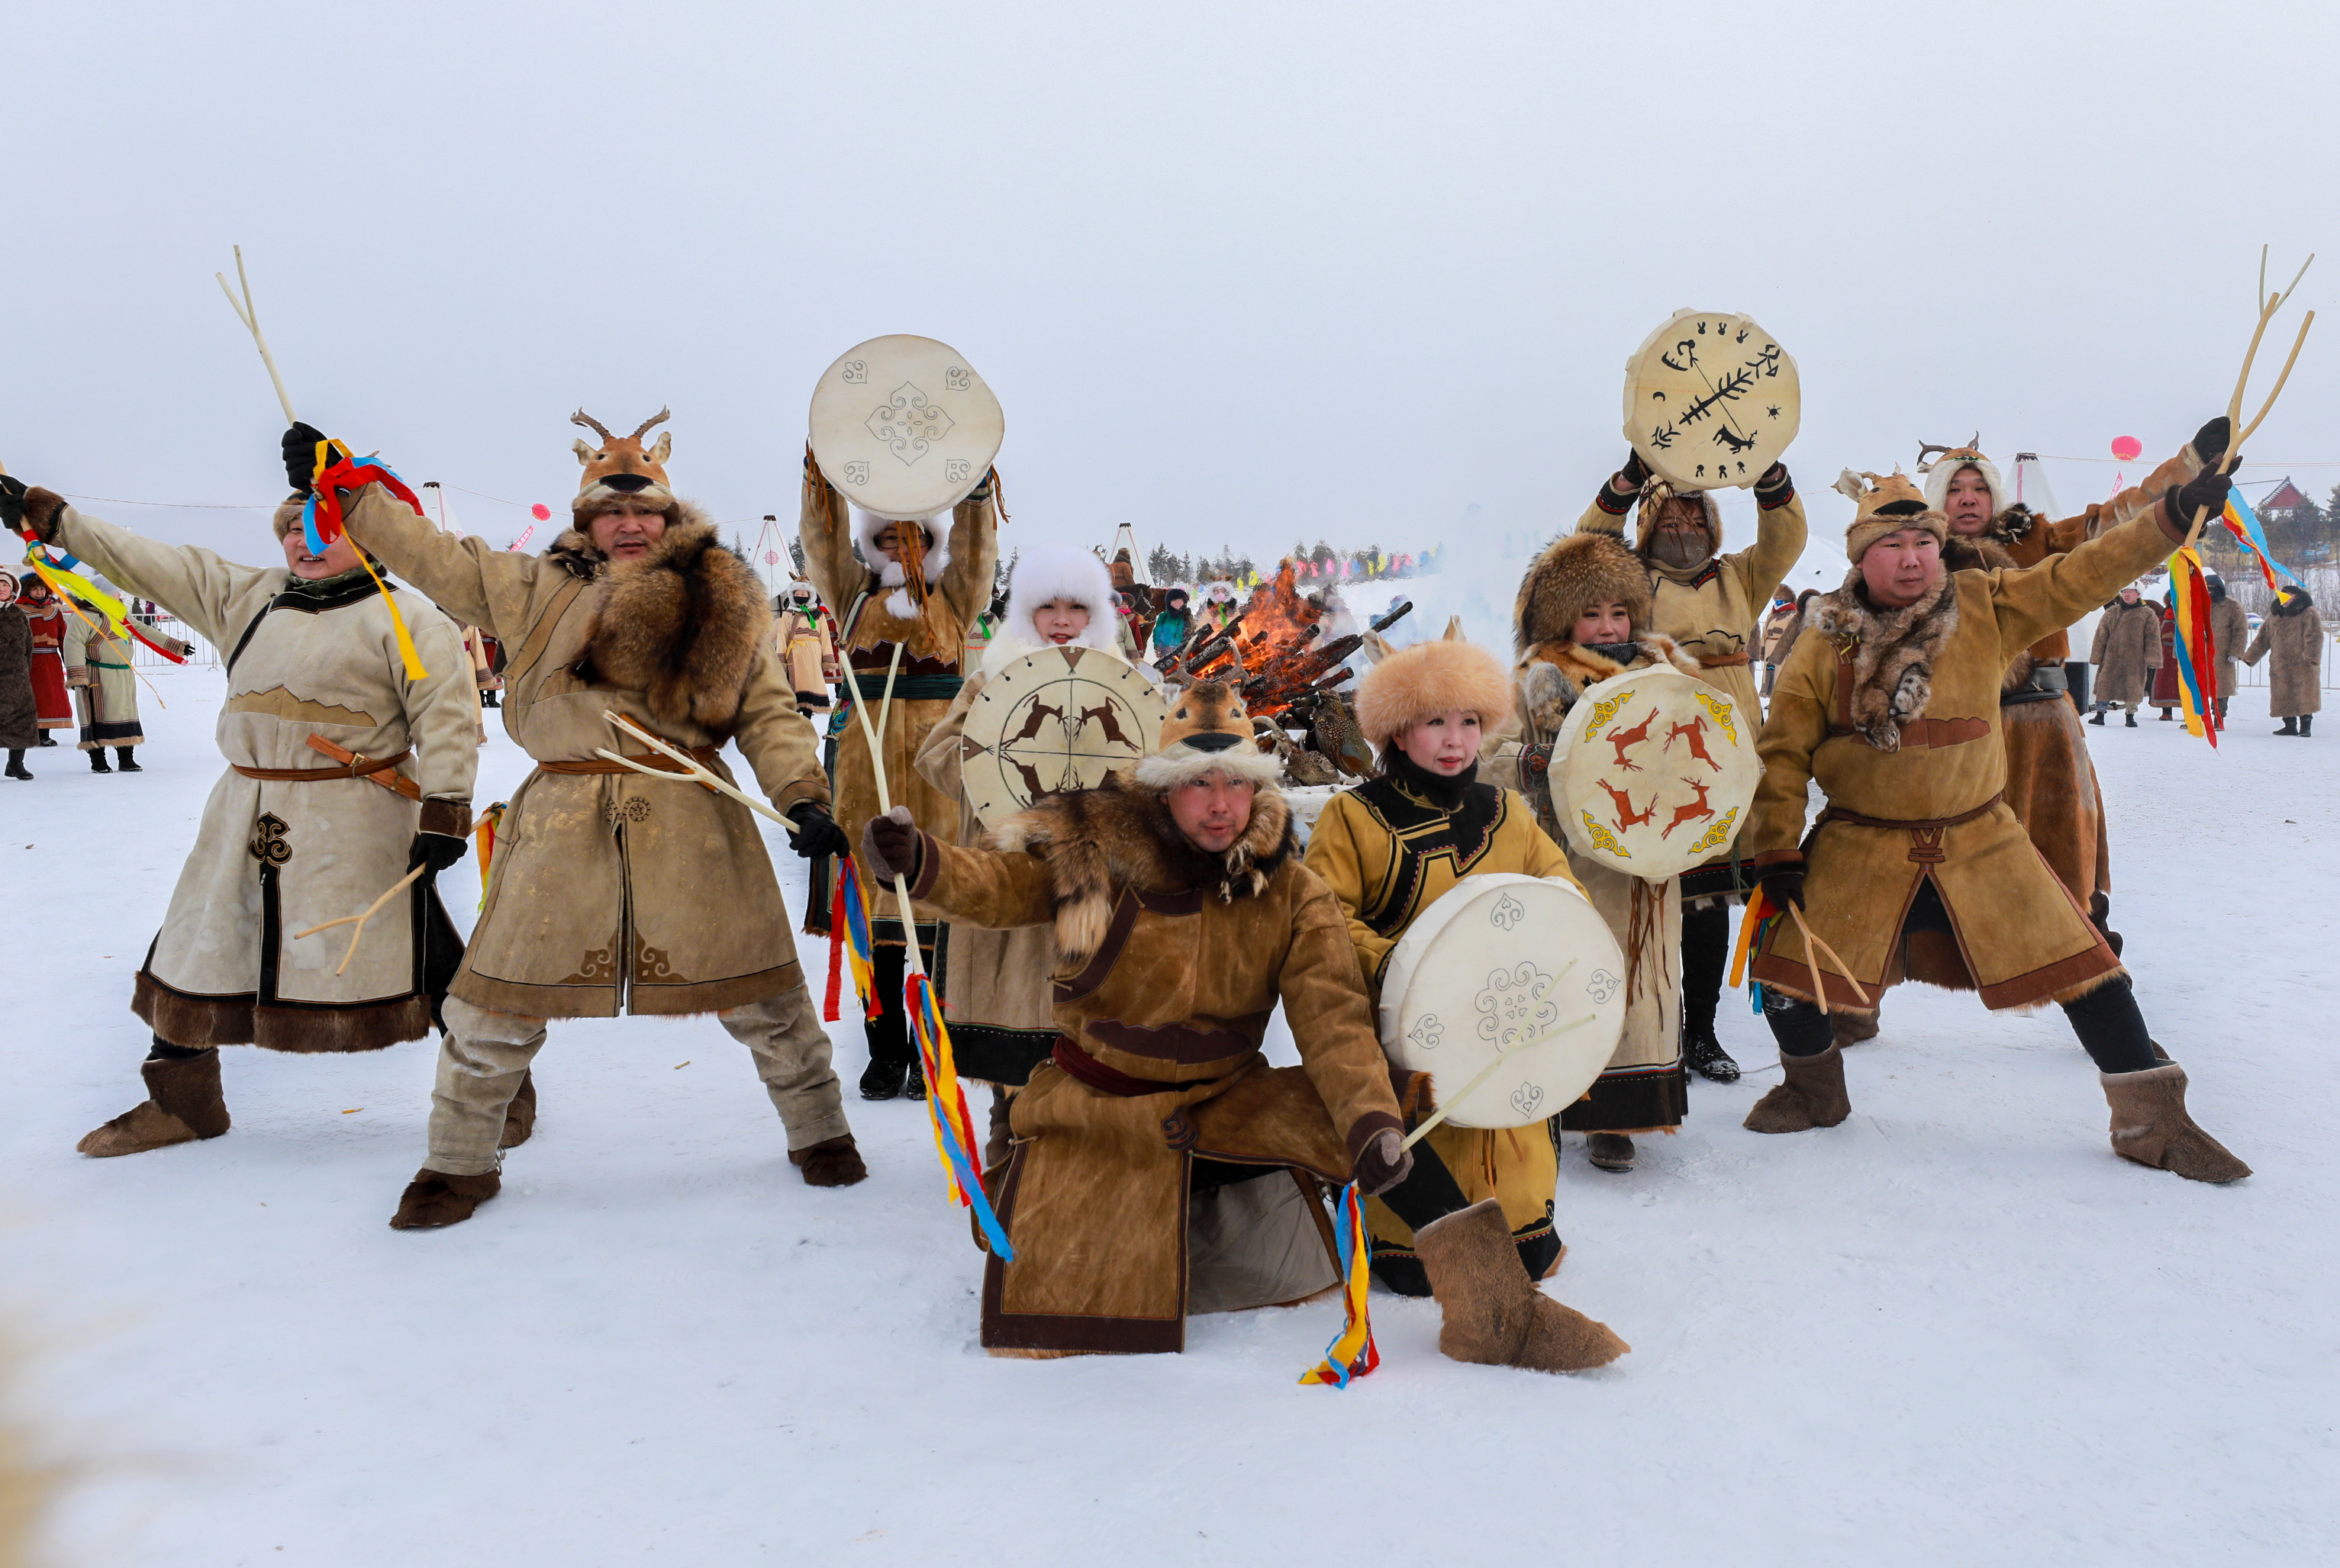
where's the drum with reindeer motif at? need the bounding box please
[1622,308,1800,491]
[809,334,1006,521]
[1549,663,1760,882]
[1378,874,1627,1130]
[958,647,1169,829]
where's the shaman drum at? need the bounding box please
[809,334,1006,521]
[1378,874,1627,1131]
[1621,308,1800,491]
[958,646,1169,829]
[1549,663,1760,881]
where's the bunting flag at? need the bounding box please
[300,440,432,679]
[472,802,507,912]
[2167,547,2222,746]
[822,854,882,1024]
[1298,1181,1379,1386]
[904,970,1015,1259]
[2216,489,2300,594]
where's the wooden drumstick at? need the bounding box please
[293,864,427,976]
[1786,901,1873,1013]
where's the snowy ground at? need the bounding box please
[8,661,2338,1566]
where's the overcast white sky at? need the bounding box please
[8,0,2336,578]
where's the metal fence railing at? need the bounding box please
[126,612,220,668]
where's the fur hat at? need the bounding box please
[1918,439,2005,515]
[1514,531,1652,654]
[571,408,679,526]
[1632,482,1723,564]
[980,543,1123,675]
[1832,469,1947,563]
[1201,579,1236,604]
[1134,678,1281,790]
[270,494,306,540]
[854,508,950,620]
[1355,637,1513,747]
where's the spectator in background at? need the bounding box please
[2088,584,2163,727]
[2205,573,2249,728]
[2244,583,2323,736]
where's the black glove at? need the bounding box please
[406,830,469,877]
[784,800,851,861]
[1620,449,1651,490]
[281,422,352,495]
[859,805,924,884]
[0,475,25,531]
[2171,460,2238,530]
[1351,1127,1414,1198]
[1761,866,1805,912]
[2190,416,2232,472]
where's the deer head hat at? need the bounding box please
[571,407,678,523]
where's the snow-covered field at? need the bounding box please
[8,659,2337,1566]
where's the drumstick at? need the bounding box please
[1397,1012,1598,1152]
[1785,902,1872,1012]
[292,864,427,976]
[215,245,298,427]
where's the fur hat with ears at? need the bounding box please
[1833,468,1947,563]
[854,508,950,619]
[1356,637,1513,748]
[1514,530,1652,654]
[1918,439,2005,516]
[571,408,681,526]
[1134,678,1282,791]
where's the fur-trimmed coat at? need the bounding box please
[2208,592,2250,699]
[38,503,477,1051]
[798,463,998,938]
[1747,505,2184,1012]
[901,778,1404,1355]
[2244,593,2325,717]
[2090,599,2164,706]
[345,485,828,1019]
[0,607,35,750]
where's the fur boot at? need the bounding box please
[388,1167,502,1229]
[76,1051,231,1157]
[1584,1132,1636,1171]
[499,1069,536,1149]
[1742,1043,1853,1133]
[2100,1064,2251,1183]
[789,1134,869,1187]
[1414,1200,1627,1372]
[115,746,140,771]
[1832,1009,1881,1046]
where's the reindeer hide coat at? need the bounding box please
[40,504,478,1050]
[344,485,827,1018]
[2243,594,2325,717]
[2090,600,2165,707]
[901,779,1404,1355]
[1747,507,2184,1012]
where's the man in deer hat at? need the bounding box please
[302,410,868,1227]
[1741,435,2250,1184]
[860,680,1628,1373]
[1574,452,1807,1085]
[798,451,998,1103]
[0,472,479,1157]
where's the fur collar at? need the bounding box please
[1941,533,2016,575]
[987,775,1297,964]
[571,519,772,733]
[1516,633,1698,737]
[1806,570,1959,752]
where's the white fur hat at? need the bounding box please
[978,543,1124,675]
[855,507,950,618]
[1920,443,2005,515]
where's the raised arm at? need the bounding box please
[1726,465,1807,605]
[936,482,1000,624]
[1991,503,2194,657]
[797,457,869,619]
[1575,449,1649,539]
[19,494,269,646]
[341,485,541,642]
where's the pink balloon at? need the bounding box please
[2110,436,2142,462]
[530,502,553,521]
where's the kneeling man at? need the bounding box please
[863,682,1626,1371]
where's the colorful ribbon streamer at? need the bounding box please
[301,443,432,680]
[472,801,507,913]
[14,543,191,665]
[905,971,1014,1259]
[822,854,883,1024]
[2216,490,2300,594]
[1299,1181,1379,1386]
[2168,547,2222,747]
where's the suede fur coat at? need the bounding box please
[346,485,827,1018]
[2243,593,2325,717]
[903,778,1404,1355]
[1749,506,2186,1012]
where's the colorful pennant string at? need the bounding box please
[1298,1181,1379,1386]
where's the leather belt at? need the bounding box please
[1696,651,1751,668]
[536,745,720,776]
[1052,1037,1191,1098]
[1817,791,2003,832]
[233,748,411,782]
